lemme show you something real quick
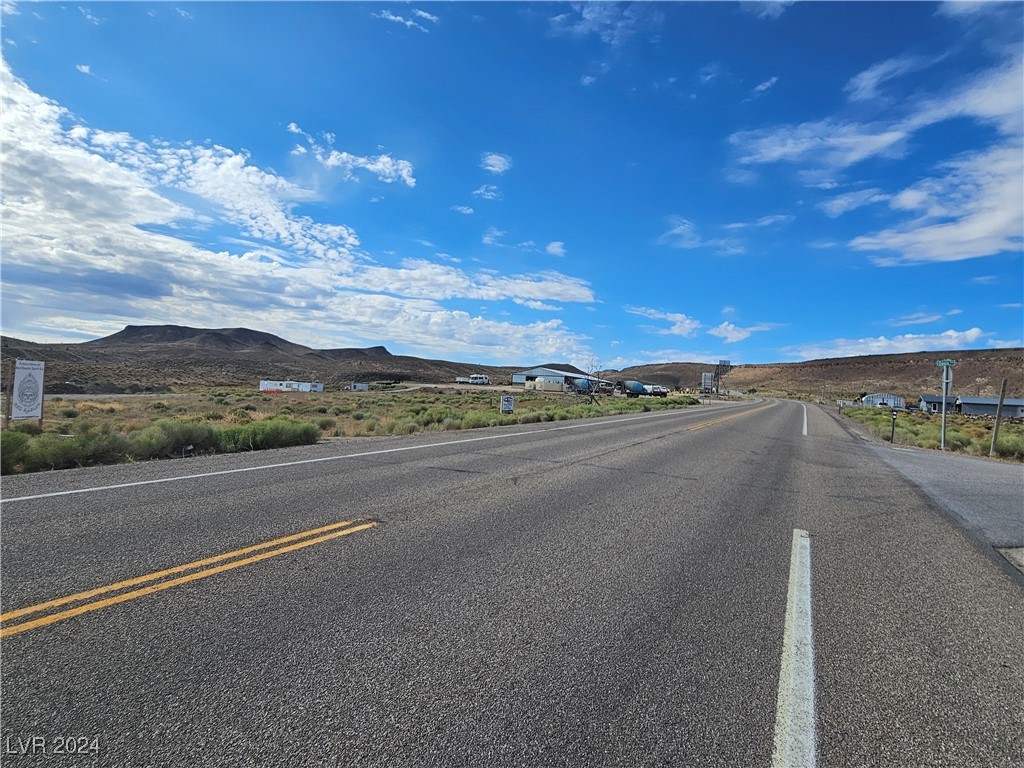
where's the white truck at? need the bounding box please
[455,374,491,385]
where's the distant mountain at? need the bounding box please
[1,325,1021,398]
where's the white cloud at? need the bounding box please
[658,216,745,255]
[844,56,935,102]
[890,312,943,326]
[850,144,1023,264]
[707,322,774,343]
[75,64,91,75]
[753,76,778,93]
[546,241,566,257]
[817,188,889,218]
[451,204,474,215]
[782,328,996,360]
[286,123,416,187]
[472,184,501,200]
[482,226,505,245]
[412,9,439,24]
[79,7,102,25]
[625,306,702,338]
[0,57,596,364]
[581,75,597,86]
[373,10,429,33]
[549,3,649,47]
[741,1,796,20]
[514,298,562,311]
[480,152,512,175]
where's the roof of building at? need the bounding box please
[515,366,594,379]
[954,397,1024,406]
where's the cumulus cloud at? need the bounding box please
[546,241,566,257]
[284,122,416,187]
[707,322,774,344]
[480,152,512,175]
[451,204,474,215]
[482,226,505,245]
[781,328,1008,360]
[0,57,594,363]
[75,64,92,75]
[625,306,702,338]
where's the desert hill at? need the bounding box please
[1,325,1021,399]
[617,348,1024,400]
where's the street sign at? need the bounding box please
[500,395,514,414]
[936,359,955,366]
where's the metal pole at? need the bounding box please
[940,368,949,451]
[990,378,1008,457]
[890,409,897,443]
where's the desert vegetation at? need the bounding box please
[1,387,699,474]
[842,407,1024,461]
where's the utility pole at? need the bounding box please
[990,378,1008,457]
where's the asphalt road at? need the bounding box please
[1,400,1021,767]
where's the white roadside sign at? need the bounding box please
[11,359,45,420]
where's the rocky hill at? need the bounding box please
[1,325,1021,398]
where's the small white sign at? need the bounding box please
[11,359,45,420]
[500,395,514,414]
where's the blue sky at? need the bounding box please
[1,1,1021,368]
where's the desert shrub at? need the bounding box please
[352,411,366,421]
[150,401,168,411]
[225,407,253,423]
[217,419,320,453]
[316,418,336,431]
[9,421,43,435]
[441,417,463,431]
[993,434,1024,461]
[18,433,87,472]
[517,411,543,424]
[59,407,80,418]
[1,432,29,474]
[460,411,491,430]
[129,419,219,460]
[204,411,224,421]
[386,419,420,435]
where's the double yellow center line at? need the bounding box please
[0,519,377,638]
[686,402,775,432]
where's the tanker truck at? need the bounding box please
[616,380,646,398]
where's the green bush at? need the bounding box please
[217,419,320,452]
[386,418,420,435]
[19,433,87,472]
[1,431,30,474]
[59,407,80,418]
[9,421,43,435]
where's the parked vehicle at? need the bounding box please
[616,380,646,398]
[455,374,491,385]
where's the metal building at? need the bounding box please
[860,393,906,409]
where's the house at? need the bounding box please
[861,393,906,409]
[917,395,947,413]
[259,380,324,393]
[954,397,1024,418]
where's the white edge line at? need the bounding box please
[802,404,808,437]
[772,528,817,768]
[1,404,754,504]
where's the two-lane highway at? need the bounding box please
[1,400,1021,766]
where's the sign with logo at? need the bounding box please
[936,359,955,366]
[11,359,45,420]
[500,395,514,414]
